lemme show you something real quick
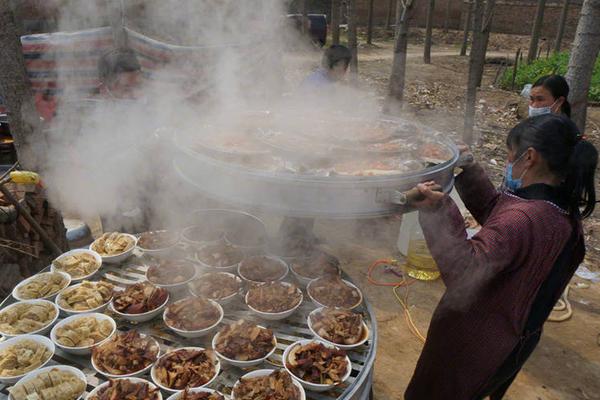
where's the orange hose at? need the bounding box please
[367,258,414,287]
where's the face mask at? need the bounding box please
[528,100,558,117]
[503,152,529,191]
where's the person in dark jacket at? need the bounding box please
[405,114,597,400]
[301,44,352,88]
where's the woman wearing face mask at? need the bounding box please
[529,75,571,118]
[404,114,597,400]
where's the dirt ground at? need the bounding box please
[302,29,600,400]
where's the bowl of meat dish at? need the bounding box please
[145,259,197,294]
[166,388,226,400]
[221,211,268,254]
[194,242,244,273]
[51,313,116,355]
[283,339,351,392]
[245,282,303,321]
[163,297,223,338]
[90,232,137,264]
[85,378,162,400]
[232,369,305,400]
[181,224,224,246]
[307,276,363,310]
[8,365,87,400]
[0,335,55,384]
[110,282,169,323]
[188,272,242,305]
[55,280,114,315]
[12,271,70,301]
[51,249,102,282]
[91,330,160,378]
[0,300,59,338]
[138,230,180,257]
[308,307,369,350]
[151,347,220,394]
[238,255,288,284]
[212,320,277,368]
[289,251,341,287]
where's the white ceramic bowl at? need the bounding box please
[166,387,227,400]
[283,339,352,392]
[150,347,220,394]
[0,299,59,338]
[12,271,71,302]
[188,272,243,306]
[307,307,370,350]
[8,364,87,400]
[163,298,223,338]
[90,233,137,264]
[145,261,198,295]
[232,369,305,400]
[85,377,163,400]
[194,245,243,274]
[55,282,113,316]
[109,287,169,323]
[237,255,289,285]
[137,230,180,258]
[212,325,277,368]
[181,225,225,247]
[306,278,363,310]
[0,334,55,384]
[51,249,102,282]
[245,282,303,321]
[288,257,341,289]
[91,333,160,379]
[50,312,116,355]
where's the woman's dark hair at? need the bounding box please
[507,114,597,218]
[98,48,141,84]
[322,45,352,70]
[533,75,571,118]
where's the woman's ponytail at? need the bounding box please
[561,99,572,118]
[565,139,598,218]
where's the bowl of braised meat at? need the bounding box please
[188,272,242,305]
[110,282,169,322]
[91,330,160,378]
[145,259,197,294]
[238,256,288,284]
[289,251,341,287]
[212,320,277,367]
[85,378,162,400]
[307,276,363,310]
[151,347,220,394]
[138,230,180,257]
[163,297,223,338]
[245,282,302,321]
[232,369,304,400]
[166,388,226,400]
[195,243,244,273]
[308,307,369,350]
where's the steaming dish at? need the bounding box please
[138,230,179,250]
[310,308,365,345]
[113,282,169,314]
[214,320,275,361]
[233,370,300,400]
[153,348,218,390]
[0,339,52,377]
[164,297,221,331]
[146,259,196,285]
[57,280,114,311]
[91,232,135,256]
[246,282,302,313]
[179,389,225,400]
[290,251,341,280]
[182,225,224,243]
[16,272,69,300]
[188,272,241,300]
[54,315,114,347]
[92,331,159,376]
[8,368,86,400]
[238,256,287,282]
[195,242,244,268]
[308,276,362,309]
[285,341,348,385]
[0,301,57,335]
[197,132,267,155]
[53,251,100,279]
[88,379,160,400]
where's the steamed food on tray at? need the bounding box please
[285,341,348,385]
[57,281,114,311]
[53,251,100,279]
[195,242,244,268]
[92,331,159,376]
[15,272,69,300]
[246,282,302,313]
[113,282,168,314]
[138,230,179,250]
[308,276,362,309]
[239,256,287,282]
[214,320,275,361]
[179,389,225,400]
[153,348,218,390]
[55,315,114,347]
[89,378,160,400]
[233,370,300,400]
[0,301,57,335]
[0,339,52,377]
[146,259,196,285]
[188,272,241,300]
[8,367,86,400]
[310,308,365,345]
[290,252,340,280]
[164,297,221,331]
[91,232,135,256]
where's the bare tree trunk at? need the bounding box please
[387,0,416,111]
[566,0,600,133]
[0,2,43,169]
[301,0,308,35]
[463,0,484,144]
[367,0,375,44]
[444,0,452,32]
[385,0,396,29]
[331,0,341,45]
[554,0,570,52]
[460,0,473,56]
[424,0,436,63]
[476,0,495,87]
[527,0,547,63]
[347,0,359,76]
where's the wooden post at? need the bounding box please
[554,0,570,52]
[347,0,359,77]
[460,0,473,56]
[511,48,521,90]
[527,0,547,64]
[424,0,436,64]
[444,0,452,32]
[367,0,375,44]
[331,0,341,45]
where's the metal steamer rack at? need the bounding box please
[0,243,377,400]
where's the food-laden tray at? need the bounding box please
[0,243,376,400]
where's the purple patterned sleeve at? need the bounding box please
[455,163,500,225]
